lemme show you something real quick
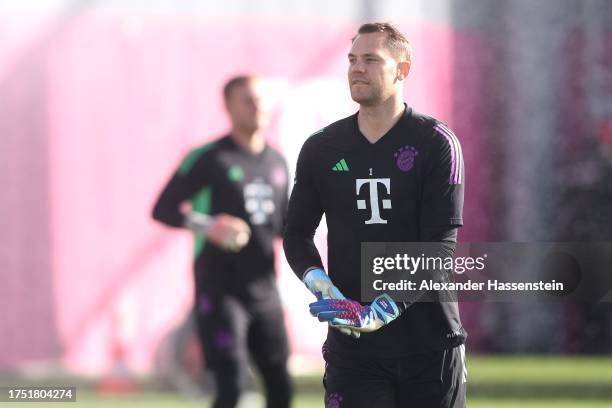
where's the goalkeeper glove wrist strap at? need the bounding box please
[371,294,401,324]
[184,212,213,235]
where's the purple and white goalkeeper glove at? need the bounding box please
[309,294,401,333]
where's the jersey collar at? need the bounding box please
[352,103,413,148]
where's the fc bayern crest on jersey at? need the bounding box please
[394,145,418,172]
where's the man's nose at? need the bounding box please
[350,61,366,73]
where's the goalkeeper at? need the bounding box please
[283,23,467,407]
[153,76,292,408]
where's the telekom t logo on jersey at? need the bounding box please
[356,178,391,224]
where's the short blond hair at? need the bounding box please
[352,22,412,63]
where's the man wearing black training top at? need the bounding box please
[283,23,467,407]
[152,76,292,408]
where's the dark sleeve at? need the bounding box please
[397,225,458,311]
[152,150,211,228]
[278,163,290,238]
[420,122,465,231]
[282,137,325,279]
[397,123,465,310]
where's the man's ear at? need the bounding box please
[396,61,411,81]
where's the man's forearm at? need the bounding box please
[282,233,324,280]
[152,176,190,228]
[397,236,457,312]
[310,228,459,334]
[152,203,185,228]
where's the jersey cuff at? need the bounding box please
[422,219,464,229]
[449,217,463,226]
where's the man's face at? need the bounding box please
[225,80,267,133]
[348,32,402,106]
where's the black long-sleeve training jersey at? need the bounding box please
[153,135,289,291]
[283,106,467,356]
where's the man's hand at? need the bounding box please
[302,268,345,300]
[207,214,251,252]
[186,212,251,252]
[309,294,400,334]
[302,268,360,338]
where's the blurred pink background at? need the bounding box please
[1,1,610,375]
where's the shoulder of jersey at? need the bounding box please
[409,110,440,134]
[178,138,222,175]
[410,110,460,147]
[302,114,355,148]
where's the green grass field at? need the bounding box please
[11,394,611,408]
[3,355,612,407]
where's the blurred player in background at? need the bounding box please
[284,23,467,407]
[152,76,292,408]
